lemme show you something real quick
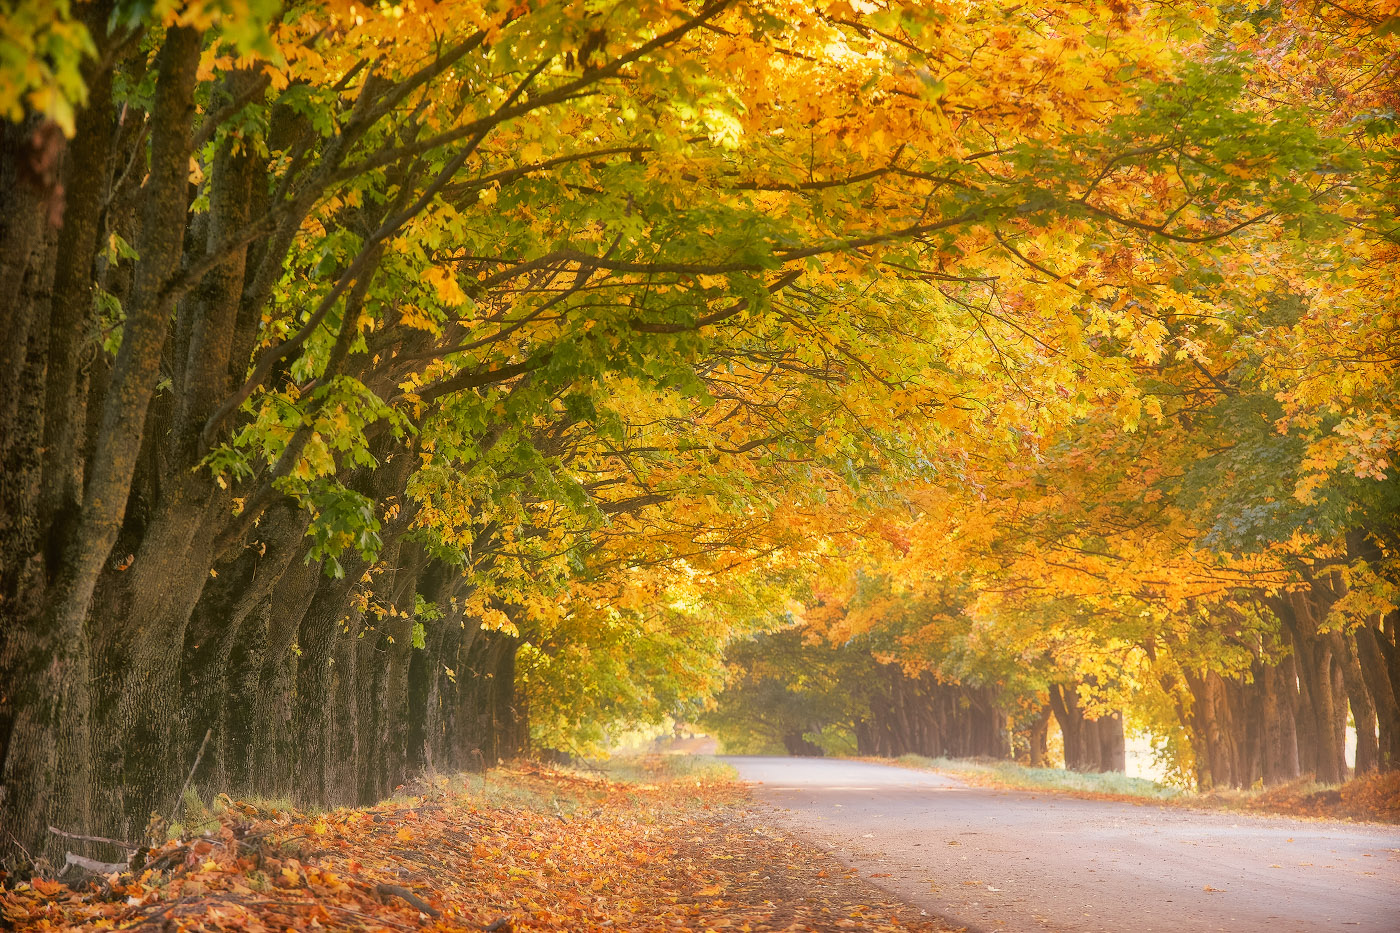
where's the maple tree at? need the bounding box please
[747,0,1400,786]
[0,0,1395,873]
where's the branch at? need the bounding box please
[376,883,442,918]
[416,355,552,405]
[202,58,554,446]
[48,826,140,851]
[331,0,735,184]
[1080,202,1274,243]
[777,207,988,261]
[627,269,802,333]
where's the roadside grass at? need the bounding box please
[892,754,1181,799]
[888,754,1400,822]
[168,754,739,842]
[620,753,738,782]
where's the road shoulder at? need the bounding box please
[1,765,961,933]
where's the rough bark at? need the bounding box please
[1354,621,1398,771]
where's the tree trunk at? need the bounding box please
[1260,659,1301,785]
[1028,706,1051,767]
[1331,631,1378,775]
[292,563,365,805]
[1354,621,1398,771]
[1094,711,1126,773]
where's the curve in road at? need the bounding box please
[727,756,1400,933]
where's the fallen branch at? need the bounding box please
[483,917,513,933]
[49,825,141,851]
[375,883,443,918]
[63,852,128,876]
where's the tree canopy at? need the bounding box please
[1,0,1396,865]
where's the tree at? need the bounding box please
[1,0,1391,866]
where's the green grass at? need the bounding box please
[584,752,737,784]
[387,754,737,815]
[893,755,1182,799]
[639,754,738,782]
[172,755,740,839]
[404,770,576,812]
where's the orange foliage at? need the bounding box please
[1,768,947,933]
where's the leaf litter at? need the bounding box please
[2,766,962,933]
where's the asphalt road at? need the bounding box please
[726,756,1400,933]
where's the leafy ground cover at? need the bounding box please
[889,756,1400,823]
[2,760,957,933]
[1193,771,1400,824]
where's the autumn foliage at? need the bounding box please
[0,0,1397,873]
[1,765,945,933]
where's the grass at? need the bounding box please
[168,754,740,841]
[386,768,596,814]
[546,752,740,785]
[635,753,738,782]
[892,754,1183,799]
[890,754,1400,822]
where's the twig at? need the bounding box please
[47,823,140,851]
[170,728,213,823]
[49,825,141,851]
[4,829,35,864]
[483,917,512,933]
[375,883,443,918]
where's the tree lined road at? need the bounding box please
[728,757,1400,933]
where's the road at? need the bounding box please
[726,756,1400,933]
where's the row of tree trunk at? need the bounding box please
[1045,683,1127,773]
[854,667,1011,760]
[0,7,551,866]
[6,474,526,867]
[1169,589,1397,789]
[176,532,526,812]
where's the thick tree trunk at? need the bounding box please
[1048,683,1093,771]
[1331,631,1378,775]
[329,618,365,805]
[0,298,94,865]
[1260,659,1301,785]
[253,555,322,799]
[292,564,366,805]
[1276,593,1349,783]
[1047,682,1124,774]
[1095,711,1126,773]
[1354,621,1399,771]
[407,569,459,775]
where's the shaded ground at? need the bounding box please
[730,756,1400,933]
[2,764,958,933]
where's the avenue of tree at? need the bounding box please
[0,0,1395,866]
